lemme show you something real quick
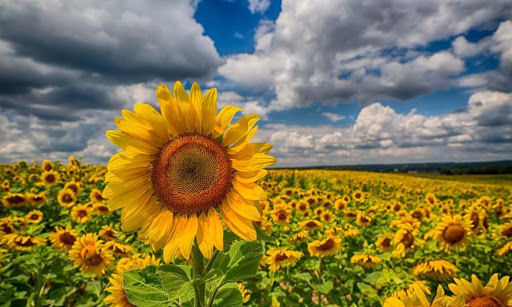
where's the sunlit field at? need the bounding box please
[1,159,511,306]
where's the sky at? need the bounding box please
[0,0,511,166]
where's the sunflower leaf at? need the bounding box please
[123,266,170,307]
[212,283,243,307]
[223,240,264,283]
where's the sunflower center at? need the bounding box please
[381,237,391,247]
[317,238,335,251]
[275,253,289,262]
[17,238,36,247]
[83,246,103,265]
[468,296,504,307]
[60,232,76,245]
[78,210,88,218]
[502,226,512,237]
[152,134,232,215]
[46,174,55,183]
[443,224,466,244]
[402,232,414,248]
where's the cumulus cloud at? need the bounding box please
[255,90,512,166]
[0,0,224,162]
[220,0,511,110]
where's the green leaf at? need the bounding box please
[224,241,264,283]
[157,264,194,301]
[212,283,243,307]
[123,266,170,307]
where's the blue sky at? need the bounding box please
[0,0,511,165]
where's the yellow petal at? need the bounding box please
[232,153,276,172]
[196,213,213,259]
[229,143,272,159]
[178,215,198,259]
[156,84,183,135]
[233,180,267,201]
[208,209,224,251]
[201,87,217,134]
[234,169,268,183]
[225,189,261,221]
[222,114,259,146]
[214,105,241,138]
[106,130,159,154]
[219,201,257,241]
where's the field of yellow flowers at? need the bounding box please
[1,158,512,306]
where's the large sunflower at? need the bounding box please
[447,274,512,306]
[103,81,275,262]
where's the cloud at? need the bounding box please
[255,90,512,166]
[248,0,270,14]
[219,0,511,111]
[322,112,345,122]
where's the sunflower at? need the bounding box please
[69,233,113,275]
[434,215,472,251]
[94,203,110,216]
[57,189,76,208]
[376,233,394,252]
[352,190,365,202]
[272,204,291,225]
[296,200,310,215]
[343,226,360,238]
[71,204,92,224]
[308,235,341,257]
[343,209,358,220]
[299,219,323,231]
[334,198,346,211]
[99,225,117,240]
[426,193,438,206]
[237,284,251,304]
[411,260,458,280]
[42,159,54,171]
[384,285,446,307]
[496,241,512,257]
[356,212,372,227]
[28,192,46,206]
[41,170,59,186]
[326,225,342,236]
[50,226,78,251]
[266,248,303,272]
[64,181,81,195]
[350,254,381,268]
[393,224,422,258]
[104,241,134,258]
[321,210,334,223]
[2,234,46,251]
[25,210,43,224]
[90,188,105,203]
[290,230,309,243]
[2,193,27,207]
[447,274,512,307]
[0,218,16,236]
[103,81,275,262]
[105,254,160,306]
[1,179,10,191]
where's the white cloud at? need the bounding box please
[219,0,510,111]
[255,90,512,166]
[322,112,345,122]
[248,0,270,14]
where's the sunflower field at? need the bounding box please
[1,158,512,306]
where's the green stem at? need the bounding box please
[192,241,205,307]
[204,250,219,273]
[206,282,222,307]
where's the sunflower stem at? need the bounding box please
[192,241,206,307]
